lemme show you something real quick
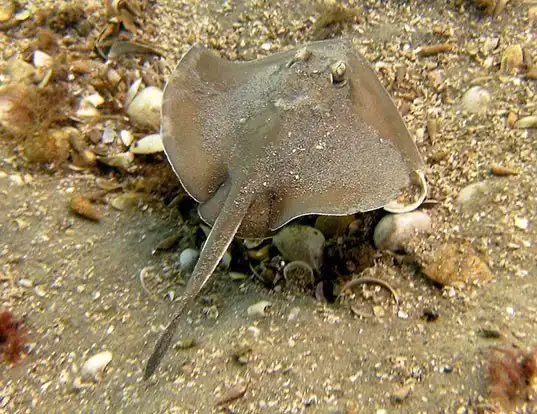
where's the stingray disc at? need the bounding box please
[161,38,426,237]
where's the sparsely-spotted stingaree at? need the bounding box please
[144,38,427,379]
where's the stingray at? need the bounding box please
[144,38,427,379]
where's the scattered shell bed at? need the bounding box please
[1,0,537,413]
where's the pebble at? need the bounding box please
[461,86,490,114]
[126,86,162,129]
[373,211,431,252]
[0,1,15,22]
[273,225,325,271]
[179,248,199,271]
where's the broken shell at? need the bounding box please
[97,152,134,168]
[514,116,537,129]
[461,86,490,114]
[124,78,142,107]
[247,301,272,317]
[130,134,164,154]
[373,211,431,252]
[70,195,101,221]
[101,127,117,144]
[109,192,141,211]
[126,86,162,129]
[384,170,427,213]
[273,225,325,272]
[81,351,112,382]
[76,93,105,119]
[501,45,524,74]
[179,248,199,272]
[283,260,315,290]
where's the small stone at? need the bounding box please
[126,86,163,130]
[514,217,529,230]
[373,211,432,252]
[179,248,199,271]
[0,1,16,22]
[392,384,412,403]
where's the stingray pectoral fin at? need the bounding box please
[143,183,255,380]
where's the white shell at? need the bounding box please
[247,301,272,317]
[373,211,432,252]
[130,134,164,154]
[179,248,199,271]
[456,181,489,210]
[32,50,53,68]
[461,86,490,115]
[126,86,162,129]
[81,351,112,381]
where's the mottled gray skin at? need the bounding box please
[144,38,425,379]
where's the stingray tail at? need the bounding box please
[144,185,254,380]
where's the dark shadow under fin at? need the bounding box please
[143,183,254,380]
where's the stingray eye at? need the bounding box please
[286,48,312,68]
[330,61,348,87]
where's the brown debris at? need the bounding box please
[420,242,493,287]
[313,0,361,40]
[488,347,537,410]
[490,165,519,177]
[70,195,101,222]
[0,310,26,364]
[419,44,454,57]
